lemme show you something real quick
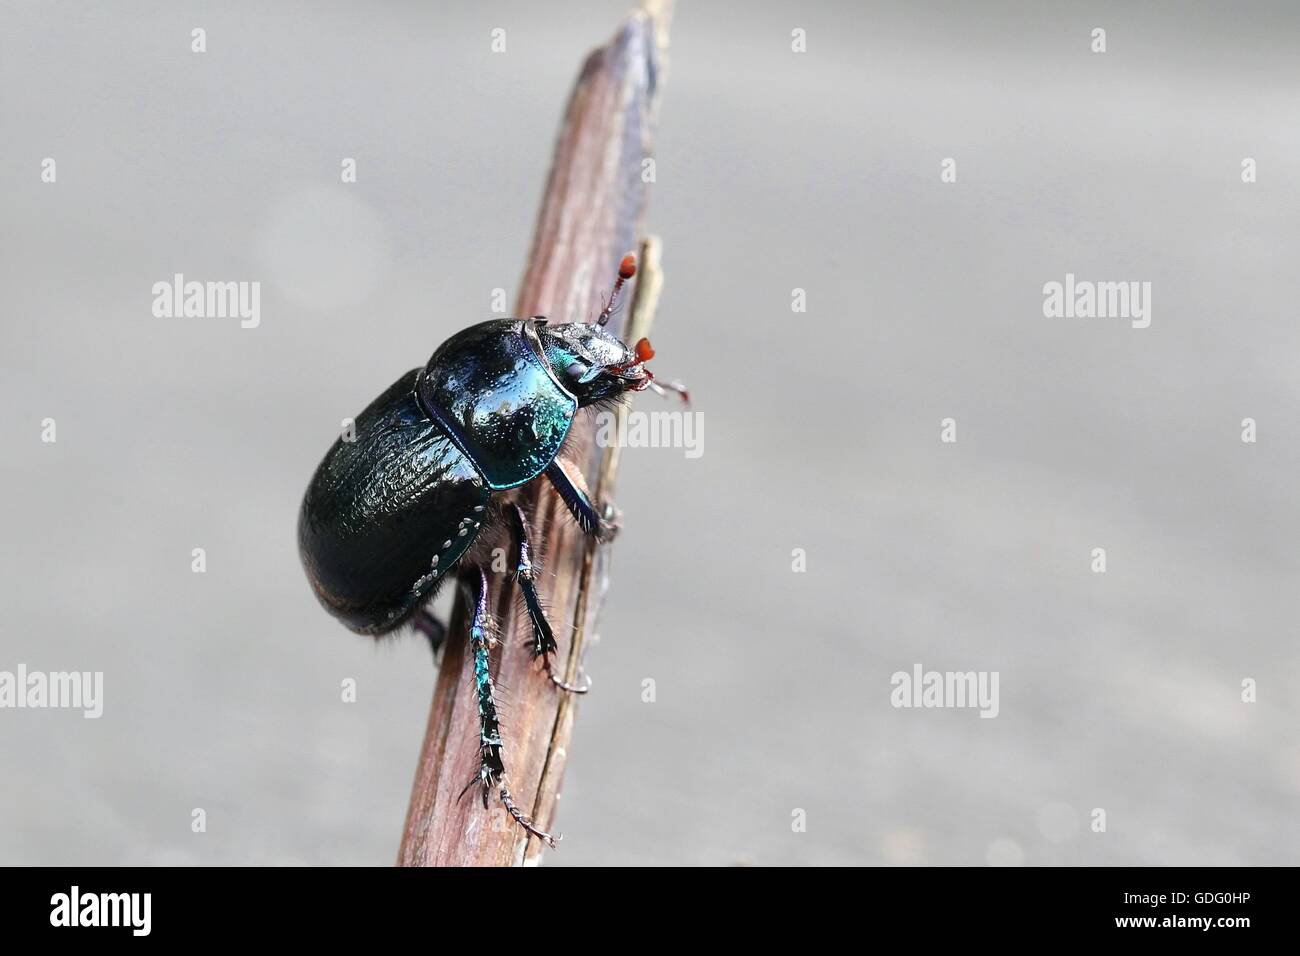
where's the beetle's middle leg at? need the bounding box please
[510,503,590,694]
[459,566,557,848]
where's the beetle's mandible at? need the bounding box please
[297,254,687,846]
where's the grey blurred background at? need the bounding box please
[2,0,1298,866]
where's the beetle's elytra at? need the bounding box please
[297,254,686,846]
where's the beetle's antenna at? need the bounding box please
[596,253,637,326]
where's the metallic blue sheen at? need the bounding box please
[417,320,577,490]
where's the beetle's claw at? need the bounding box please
[499,787,559,848]
[597,500,622,542]
[543,655,592,695]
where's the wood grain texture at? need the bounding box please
[397,1,671,867]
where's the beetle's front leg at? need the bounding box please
[545,458,619,542]
[510,503,590,695]
[412,608,446,662]
[458,566,556,848]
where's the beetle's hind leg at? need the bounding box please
[458,566,557,848]
[509,503,591,695]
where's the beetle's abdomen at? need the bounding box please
[418,319,576,490]
[298,369,490,634]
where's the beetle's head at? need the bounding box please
[537,321,656,406]
[534,253,690,407]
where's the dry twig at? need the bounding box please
[397,1,672,867]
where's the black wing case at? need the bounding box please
[298,369,490,634]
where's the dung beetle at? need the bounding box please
[298,254,686,846]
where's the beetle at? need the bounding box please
[298,254,686,846]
